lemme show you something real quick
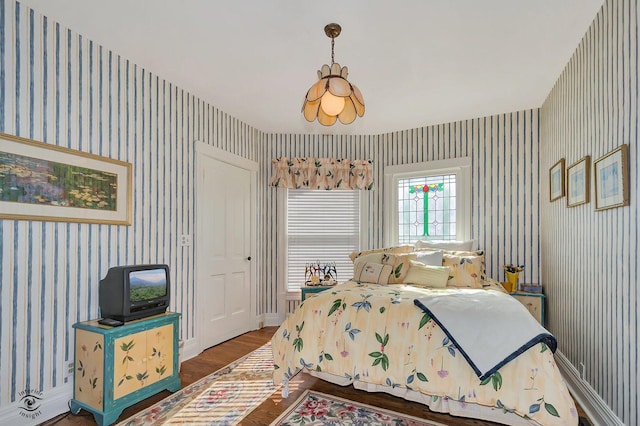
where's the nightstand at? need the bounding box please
[510,291,545,326]
[301,285,333,301]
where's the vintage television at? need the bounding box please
[99,264,170,322]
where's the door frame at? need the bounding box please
[194,141,259,353]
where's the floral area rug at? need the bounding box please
[270,390,448,426]
[117,343,278,425]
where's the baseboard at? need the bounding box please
[555,350,623,426]
[181,337,200,363]
[264,312,284,327]
[255,313,265,329]
[0,382,73,425]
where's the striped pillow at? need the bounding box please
[353,262,393,285]
[404,261,450,288]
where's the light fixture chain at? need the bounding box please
[331,36,335,66]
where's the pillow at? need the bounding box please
[442,252,486,288]
[404,261,450,288]
[352,252,384,265]
[349,245,414,262]
[415,239,477,251]
[441,249,484,256]
[352,253,384,280]
[415,248,483,256]
[413,250,443,266]
[381,253,416,284]
[353,262,393,285]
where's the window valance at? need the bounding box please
[269,157,374,190]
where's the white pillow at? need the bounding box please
[404,261,450,288]
[353,262,393,285]
[413,250,443,266]
[415,239,477,251]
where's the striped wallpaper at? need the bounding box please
[4,0,629,423]
[540,0,638,424]
[0,0,543,409]
[260,111,540,314]
[0,0,258,407]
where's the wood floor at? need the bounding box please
[42,326,590,426]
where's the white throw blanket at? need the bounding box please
[414,289,556,380]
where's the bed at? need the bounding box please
[271,245,579,425]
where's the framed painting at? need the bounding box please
[549,158,565,202]
[594,144,629,211]
[566,156,590,207]
[0,132,132,225]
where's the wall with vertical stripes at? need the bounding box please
[261,110,540,314]
[0,0,259,408]
[6,0,629,422]
[540,0,637,423]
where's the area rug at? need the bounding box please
[117,343,278,425]
[270,390,448,426]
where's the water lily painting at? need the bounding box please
[0,133,131,225]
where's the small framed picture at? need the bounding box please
[549,158,565,202]
[566,156,590,207]
[594,144,629,211]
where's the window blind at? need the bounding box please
[286,190,360,292]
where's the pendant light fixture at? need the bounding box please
[302,23,365,126]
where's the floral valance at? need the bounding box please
[269,157,374,190]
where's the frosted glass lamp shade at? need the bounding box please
[302,62,365,126]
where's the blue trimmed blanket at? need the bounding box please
[414,289,556,380]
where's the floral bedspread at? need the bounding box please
[271,281,578,426]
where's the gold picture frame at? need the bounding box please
[0,132,132,225]
[549,158,565,202]
[566,156,590,207]
[594,144,629,211]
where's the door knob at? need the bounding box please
[247,256,252,261]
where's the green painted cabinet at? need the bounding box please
[69,312,181,425]
[301,285,334,301]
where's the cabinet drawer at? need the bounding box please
[301,286,333,301]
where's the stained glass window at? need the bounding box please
[397,174,456,244]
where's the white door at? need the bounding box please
[196,144,256,350]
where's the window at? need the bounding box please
[397,174,457,244]
[384,158,471,246]
[285,190,360,293]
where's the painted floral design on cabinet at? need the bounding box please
[74,330,104,409]
[113,324,173,400]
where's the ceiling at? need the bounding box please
[18,0,604,136]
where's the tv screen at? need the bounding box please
[129,268,168,302]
